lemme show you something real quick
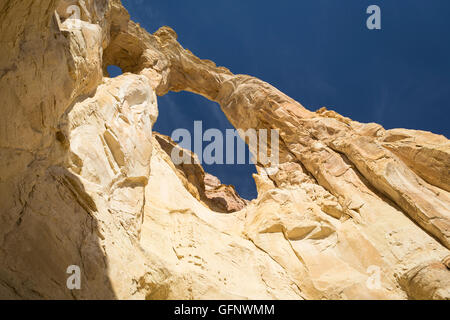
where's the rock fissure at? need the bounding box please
[0,0,448,300]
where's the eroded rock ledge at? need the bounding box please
[0,0,448,299]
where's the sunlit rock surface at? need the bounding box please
[0,0,448,299]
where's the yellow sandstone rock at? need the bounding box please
[0,0,448,299]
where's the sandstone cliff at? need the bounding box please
[0,0,448,300]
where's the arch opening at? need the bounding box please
[153,91,258,209]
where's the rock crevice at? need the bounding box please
[0,0,448,300]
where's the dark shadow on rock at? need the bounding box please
[0,166,117,299]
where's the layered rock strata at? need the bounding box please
[0,0,448,299]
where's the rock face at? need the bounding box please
[0,0,449,300]
[154,133,248,213]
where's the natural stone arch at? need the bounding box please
[104,13,450,249]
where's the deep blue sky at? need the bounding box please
[114,0,450,200]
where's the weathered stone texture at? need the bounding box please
[0,0,448,299]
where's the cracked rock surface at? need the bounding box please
[0,0,448,299]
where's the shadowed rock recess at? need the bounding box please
[0,0,449,300]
